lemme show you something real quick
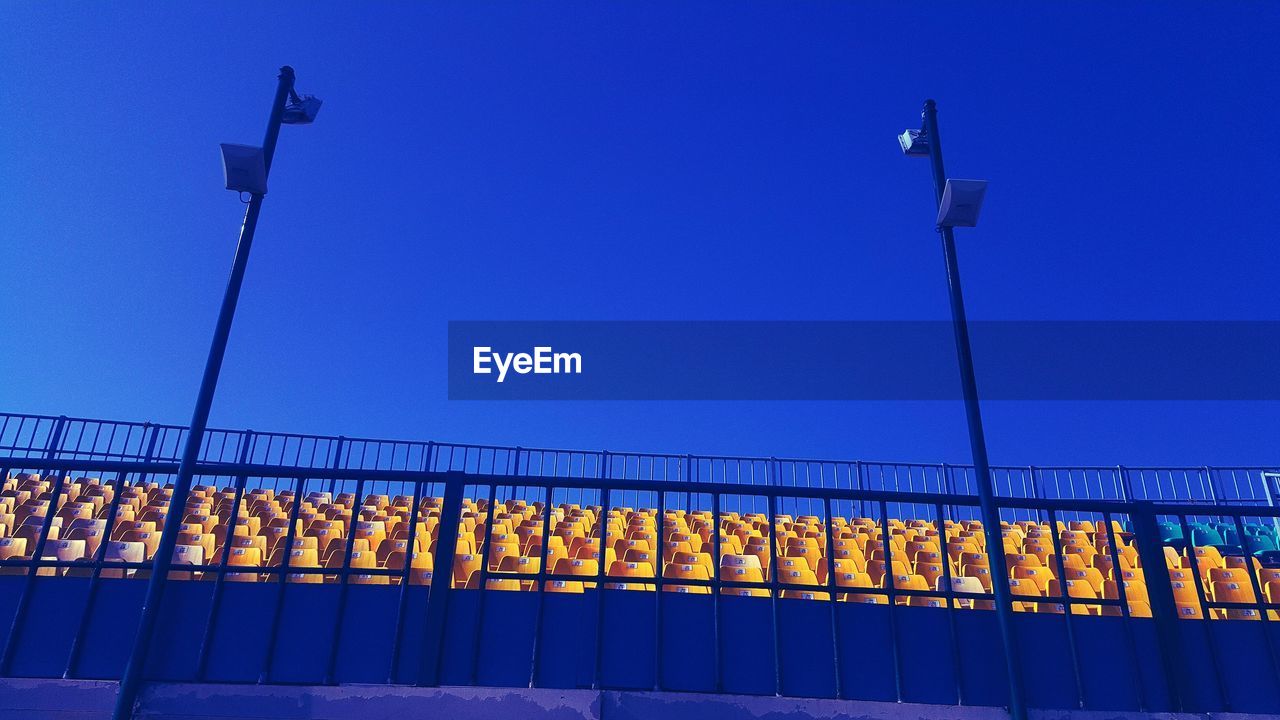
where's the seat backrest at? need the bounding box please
[105,540,145,564]
[0,537,29,560]
[172,544,204,565]
[228,547,263,566]
[950,576,986,595]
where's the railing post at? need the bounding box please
[1261,472,1280,539]
[765,459,784,696]
[1117,465,1133,502]
[64,465,134,679]
[1201,466,1220,506]
[710,488,723,693]
[387,442,434,683]
[527,475,556,688]
[137,424,160,485]
[1129,501,1186,711]
[0,415,67,675]
[418,471,465,686]
[45,416,69,461]
[1260,471,1278,510]
[193,430,254,681]
[256,468,311,684]
[592,452,610,690]
[328,437,346,495]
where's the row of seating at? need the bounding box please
[2,473,1278,620]
[1159,521,1280,555]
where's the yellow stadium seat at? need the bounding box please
[1212,581,1260,620]
[226,546,263,582]
[452,553,482,588]
[609,560,654,581]
[1047,579,1101,615]
[664,562,710,593]
[946,576,989,610]
[546,579,584,593]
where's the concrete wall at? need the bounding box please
[0,677,118,720]
[3,678,1277,720]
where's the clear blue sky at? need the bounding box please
[2,2,1278,467]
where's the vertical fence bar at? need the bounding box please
[469,479,500,684]
[1175,512,1230,710]
[387,442,433,683]
[1202,467,1220,506]
[1227,512,1280,683]
[1130,502,1187,710]
[1115,466,1131,502]
[876,499,904,703]
[854,460,864,519]
[419,472,464,686]
[935,500,966,705]
[64,467,132,678]
[327,437,346,496]
[324,475,368,684]
[194,431,255,679]
[0,415,68,675]
[710,489,724,693]
[1044,507,1086,708]
[528,481,555,687]
[591,461,611,690]
[256,471,310,683]
[822,496,843,699]
[766,461,784,696]
[653,485,666,689]
[1101,510,1146,711]
[193,470,251,680]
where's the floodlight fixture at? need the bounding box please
[936,178,988,228]
[219,143,267,195]
[899,128,930,157]
[282,91,322,124]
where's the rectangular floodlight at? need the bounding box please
[899,129,930,157]
[936,178,988,227]
[283,95,323,125]
[220,143,267,195]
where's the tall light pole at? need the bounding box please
[902,99,1026,720]
[111,66,319,720]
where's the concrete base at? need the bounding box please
[0,677,119,719]
[2,678,1277,720]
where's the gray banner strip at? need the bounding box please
[448,321,1280,400]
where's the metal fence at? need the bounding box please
[2,411,1280,717]
[2,412,1276,507]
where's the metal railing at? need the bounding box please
[2,412,1276,506]
[2,411,1280,717]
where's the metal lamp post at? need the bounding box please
[111,65,318,720]
[902,99,1026,720]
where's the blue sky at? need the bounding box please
[2,2,1278,467]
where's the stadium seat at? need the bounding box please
[226,546,263,582]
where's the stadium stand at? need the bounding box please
[2,470,1278,621]
[3,413,1280,716]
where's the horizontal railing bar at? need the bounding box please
[3,412,1279,491]
[8,458,1280,519]
[4,555,1264,610]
